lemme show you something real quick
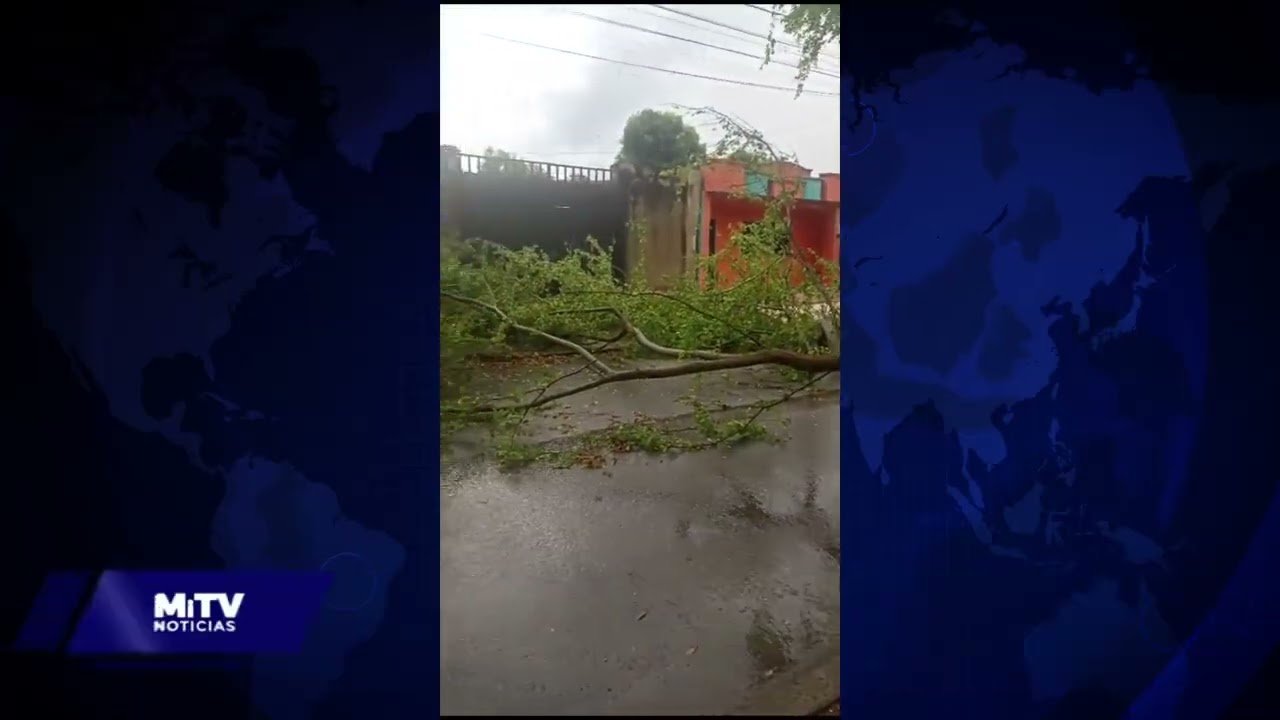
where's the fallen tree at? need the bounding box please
[441,110,840,460]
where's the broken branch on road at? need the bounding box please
[440,108,840,465]
[441,291,836,415]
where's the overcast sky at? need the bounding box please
[440,4,841,174]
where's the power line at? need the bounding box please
[556,7,838,80]
[650,4,840,64]
[622,5,773,47]
[473,32,839,97]
[617,5,838,72]
[445,4,839,73]
[650,5,789,47]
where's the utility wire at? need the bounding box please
[623,5,777,48]
[556,7,838,80]
[446,4,839,73]
[650,4,840,64]
[474,32,839,97]
[650,4,792,47]
[617,5,838,71]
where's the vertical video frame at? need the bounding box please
[439,4,840,716]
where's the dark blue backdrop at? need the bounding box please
[837,5,1280,719]
[2,2,1278,719]
[4,2,440,718]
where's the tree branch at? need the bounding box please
[559,288,767,348]
[441,290,615,375]
[737,370,833,430]
[446,348,837,414]
[560,305,731,360]
[514,360,595,425]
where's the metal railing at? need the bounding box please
[443,151,614,183]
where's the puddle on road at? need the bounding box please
[746,609,792,679]
[441,402,840,715]
[724,489,777,528]
[716,477,838,565]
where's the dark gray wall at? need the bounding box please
[442,154,629,271]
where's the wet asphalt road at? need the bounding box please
[440,400,839,715]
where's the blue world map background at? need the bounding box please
[4,2,1280,719]
[837,9,1280,717]
[840,42,1200,715]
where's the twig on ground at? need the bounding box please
[515,361,595,425]
[738,370,833,429]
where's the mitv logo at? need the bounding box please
[152,593,244,634]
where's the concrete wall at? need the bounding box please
[819,172,841,248]
[818,172,841,201]
[702,160,751,194]
[441,147,465,239]
[685,171,703,270]
[627,180,691,289]
[701,159,839,203]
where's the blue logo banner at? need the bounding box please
[65,571,332,655]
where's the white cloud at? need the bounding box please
[440,4,840,173]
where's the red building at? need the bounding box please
[691,159,840,288]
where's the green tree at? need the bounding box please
[719,148,772,165]
[480,146,534,176]
[764,5,840,96]
[616,109,706,179]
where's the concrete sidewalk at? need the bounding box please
[441,399,839,715]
